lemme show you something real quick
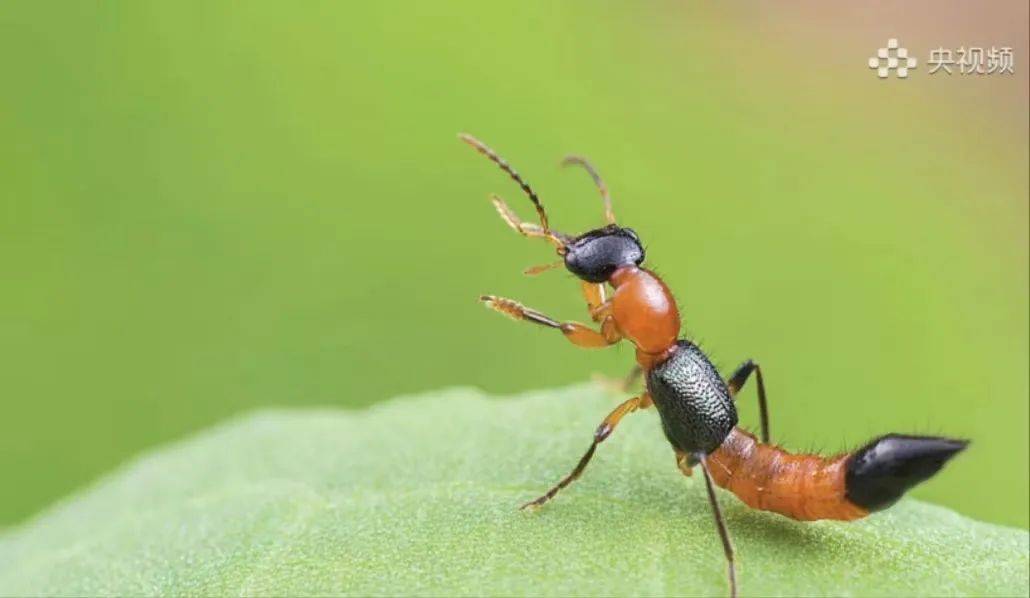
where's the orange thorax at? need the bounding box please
[609,266,681,367]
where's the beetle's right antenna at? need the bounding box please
[561,155,615,225]
[459,133,551,233]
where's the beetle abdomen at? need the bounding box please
[647,340,737,453]
[707,427,967,520]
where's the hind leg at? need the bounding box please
[699,454,738,598]
[726,359,770,443]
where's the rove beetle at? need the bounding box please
[460,133,968,597]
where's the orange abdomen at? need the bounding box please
[609,266,680,361]
[707,428,869,521]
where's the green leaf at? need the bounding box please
[1,385,1026,596]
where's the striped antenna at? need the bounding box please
[459,133,551,233]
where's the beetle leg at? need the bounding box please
[521,393,652,510]
[726,359,770,443]
[481,295,622,348]
[675,449,695,477]
[489,194,567,250]
[699,454,738,598]
[580,281,612,323]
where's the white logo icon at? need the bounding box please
[869,38,918,78]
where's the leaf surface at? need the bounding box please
[1,385,1026,596]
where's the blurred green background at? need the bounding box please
[1,3,1026,528]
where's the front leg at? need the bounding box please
[481,295,622,348]
[580,281,610,323]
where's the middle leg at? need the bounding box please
[521,393,652,510]
[674,449,696,477]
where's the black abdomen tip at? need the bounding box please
[845,435,968,512]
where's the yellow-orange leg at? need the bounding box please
[481,295,622,348]
[489,194,566,250]
[581,281,610,323]
[522,393,653,510]
[675,449,695,477]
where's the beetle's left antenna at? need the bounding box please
[561,155,615,225]
[459,133,551,233]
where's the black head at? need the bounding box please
[460,134,640,280]
[563,225,645,283]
